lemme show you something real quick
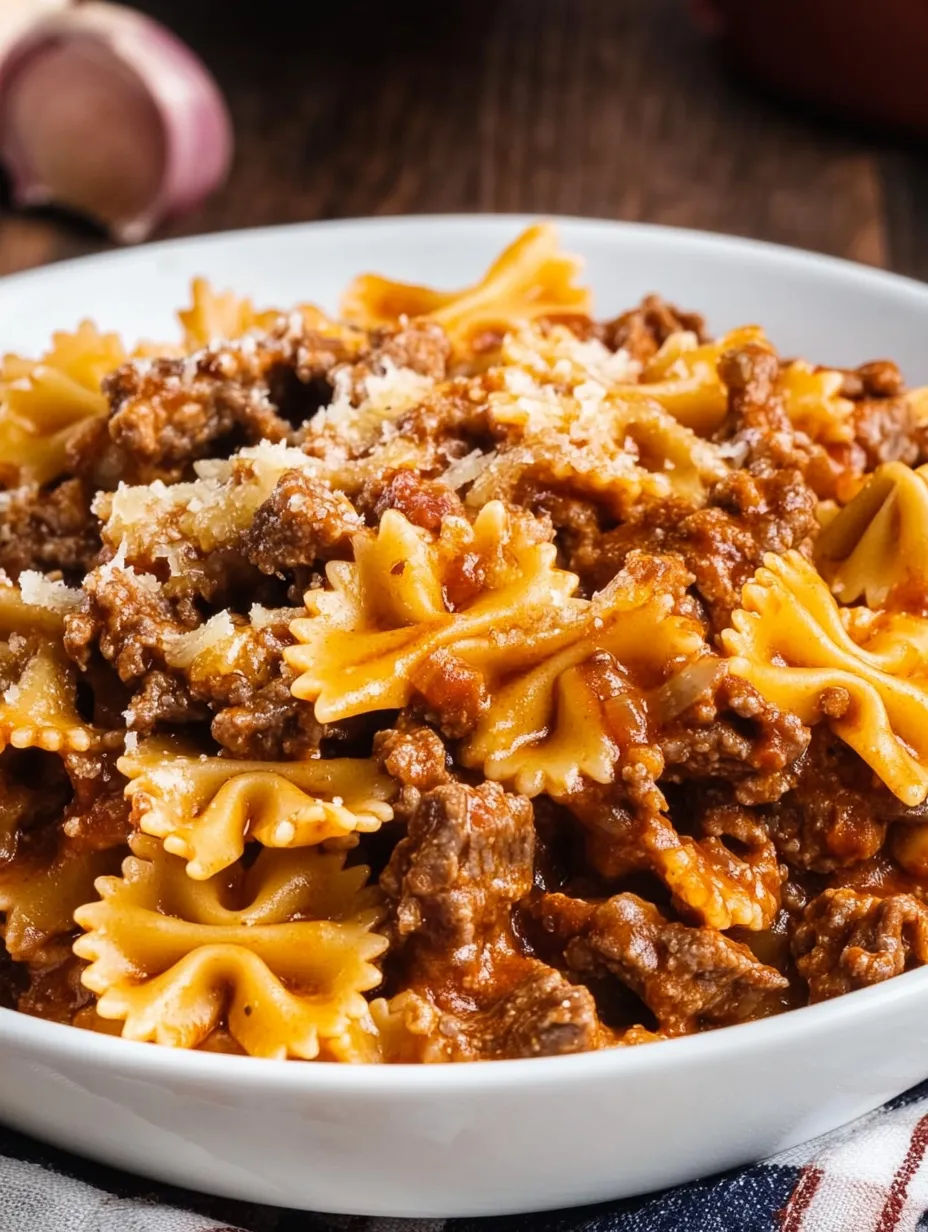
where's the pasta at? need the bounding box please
[618,326,768,434]
[0,322,126,486]
[341,222,591,358]
[722,551,928,806]
[121,738,394,879]
[0,580,112,754]
[74,837,386,1059]
[461,555,706,796]
[814,461,928,607]
[3,222,928,1062]
[287,500,588,722]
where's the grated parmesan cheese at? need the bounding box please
[18,571,83,614]
[163,610,237,670]
[442,448,496,490]
[249,604,297,629]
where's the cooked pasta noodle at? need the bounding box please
[74,837,387,1059]
[121,738,395,879]
[815,461,928,607]
[0,323,126,486]
[341,222,591,358]
[723,551,928,806]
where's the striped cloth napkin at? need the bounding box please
[4,1081,928,1232]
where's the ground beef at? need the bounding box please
[849,396,919,472]
[60,752,130,854]
[838,359,907,401]
[531,891,787,1034]
[128,670,206,732]
[762,732,888,872]
[390,377,492,455]
[792,888,928,1002]
[0,480,99,582]
[68,324,362,488]
[66,585,206,733]
[441,964,603,1060]
[105,356,289,471]
[410,649,488,738]
[599,295,708,363]
[832,359,920,475]
[374,722,451,822]
[659,673,810,799]
[381,781,534,954]
[243,471,363,574]
[336,321,452,398]
[570,346,820,630]
[67,564,199,681]
[559,760,667,883]
[209,673,322,760]
[66,560,306,743]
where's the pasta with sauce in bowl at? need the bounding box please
[2,222,928,1064]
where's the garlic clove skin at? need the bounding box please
[0,0,68,58]
[0,3,233,243]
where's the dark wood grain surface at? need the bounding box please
[1,0,926,279]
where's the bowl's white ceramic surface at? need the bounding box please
[2,216,928,1218]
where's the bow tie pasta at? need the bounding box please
[0,580,119,755]
[74,838,387,1060]
[287,501,706,796]
[340,222,591,360]
[120,738,395,879]
[287,501,587,722]
[0,323,127,487]
[815,461,928,608]
[722,551,928,806]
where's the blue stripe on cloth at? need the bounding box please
[447,1163,802,1232]
[885,1080,928,1113]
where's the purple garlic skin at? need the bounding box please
[0,2,233,242]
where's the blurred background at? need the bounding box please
[0,0,926,279]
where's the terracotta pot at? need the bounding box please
[707,0,928,136]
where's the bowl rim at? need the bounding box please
[1,211,928,308]
[3,212,928,1093]
[4,964,928,1090]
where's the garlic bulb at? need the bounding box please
[0,3,233,242]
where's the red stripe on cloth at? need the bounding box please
[779,1165,824,1231]
[875,1113,928,1232]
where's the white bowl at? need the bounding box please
[2,216,928,1218]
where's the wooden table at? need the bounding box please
[1,0,926,280]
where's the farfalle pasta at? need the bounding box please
[0,322,127,486]
[3,224,928,1062]
[815,461,928,607]
[287,500,591,722]
[478,329,731,514]
[341,222,591,359]
[722,551,928,806]
[0,579,113,755]
[120,738,395,879]
[461,555,706,795]
[74,837,386,1059]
